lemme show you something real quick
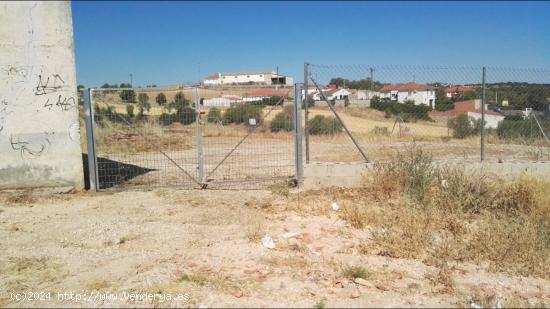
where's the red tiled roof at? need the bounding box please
[380,82,435,92]
[430,99,503,117]
[246,88,290,97]
[444,85,474,93]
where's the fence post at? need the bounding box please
[83,88,99,191]
[481,66,486,162]
[294,84,304,187]
[304,62,310,163]
[195,87,205,185]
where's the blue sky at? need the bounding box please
[72,1,550,87]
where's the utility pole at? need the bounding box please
[480,67,486,162]
[129,74,133,87]
[369,67,374,91]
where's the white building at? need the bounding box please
[204,71,293,86]
[355,90,380,100]
[379,82,436,108]
[312,88,351,101]
[202,94,243,107]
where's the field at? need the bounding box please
[1,151,549,307]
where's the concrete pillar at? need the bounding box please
[0,1,84,189]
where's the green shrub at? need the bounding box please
[158,113,177,126]
[435,102,454,111]
[308,115,343,135]
[497,118,550,139]
[223,103,263,126]
[176,106,196,125]
[206,107,222,123]
[448,114,481,139]
[270,106,294,132]
[371,96,432,121]
[371,126,390,136]
[126,104,134,118]
[120,89,136,103]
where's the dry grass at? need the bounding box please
[0,256,66,292]
[3,190,36,205]
[341,265,370,280]
[292,145,550,280]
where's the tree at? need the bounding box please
[120,89,136,103]
[137,93,151,115]
[448,114,481,139]
[206,107,222,123]
[156,93,167,108]
[126,104,135,118]
[169,91,190,112]
[119,83,132,88]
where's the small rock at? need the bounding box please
[282,232,300,239]
[229,287,243,298]
[331,202,340,211]
[354,278,372,287]
[350,289,360,298]
[300,233,313,244]
[375,283,390,291]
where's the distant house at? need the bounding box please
[203,71,293,86]
[202,94,243,107]
[379,82,436,108]
[355,90,379,100]
[311,85,351,101]
[430,99,505,129]
[444,85,475,98]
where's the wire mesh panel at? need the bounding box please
[198,85,296,189]
[90,86,200,190]
[306,64,550,164]
[484,67,550,163]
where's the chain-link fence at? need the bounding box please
[83,85,298,190]
[304,64,550,164]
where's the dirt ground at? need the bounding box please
[1,189,549,308]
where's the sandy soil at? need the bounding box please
[1,189,549,308]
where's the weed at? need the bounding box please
[118,234,140,245]
[178,273,208,286]
[314,299,326,309]
[341,265,369,280]
[269,181,290,197]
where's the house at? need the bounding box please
[355,90,379,100]
[202,94,243,107]
[310,85,351,101]
[379,82,436,108]
[444,85,475,98]
[430,99,505,129]
[203,71,293,86]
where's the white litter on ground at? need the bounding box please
[331,202,339,211]
[261,235,275,249]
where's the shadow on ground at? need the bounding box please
[82,154,156,190]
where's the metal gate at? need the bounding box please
[83,85,302,191]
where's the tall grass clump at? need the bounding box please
[356,145,550,278]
